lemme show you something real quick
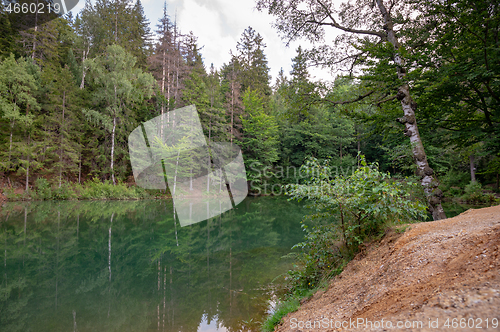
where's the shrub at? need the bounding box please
[52,181,77,200]
[76,178,148,200]
[283,154,428,293]
[461,181,498,204]
[34,178,52,200]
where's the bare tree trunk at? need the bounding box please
[469,155,476,182]
[161,48,166,138]
[111,115,116,185]
[114,0,118,43]
[111,86,117,185]
[80,49,88,89]
[8,119,14,165]
[230,70,235,146]
[25,134,30,192]
[376,0,446,220]
[207,118,212,194]
[78,151,82,184]
[59,91,66,188]
[32,13,37,59]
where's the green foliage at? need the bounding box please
[34,178,52,200]
[242,88,279,182]
[286,223,346,293]
[461,181,498,205]
[76,178,148,200]
[4,178,148,201]
[52,181,78,200]
[284,154,427,293]
[261,297,300,332]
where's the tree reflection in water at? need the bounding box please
[0,197,305,332]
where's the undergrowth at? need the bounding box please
[261,155,427,331]
[3,177,149,201]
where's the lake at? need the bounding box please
[0,196,482,332]
[0,197,306,332]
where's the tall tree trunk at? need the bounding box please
[32,13,37,59]
[78,151,82,184]
[8,119,14,165]
[25,134,30,192]
[161,48,166,138]
[207,118,212,194]
[230,70,235,146]
[110,115,116,185]
[469,154,476,182]
[59,91,66,188]
[376,0,446,220]
[80,49,87,89]
[111,86,117,185]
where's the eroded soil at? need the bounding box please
[275,205,500,331]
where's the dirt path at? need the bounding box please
[275,205,500,331]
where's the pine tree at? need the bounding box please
[0,55,41,190]
[149,2,185,118]
[129,0,152,68]
[285,45,317,123]
[205,64,228,143]
[40,65,80,186]
[235,26,271,97]
[221,58,243,144]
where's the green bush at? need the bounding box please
[34,178,52,200]
[440,169,470,198]
[461,181,498,204]
[52,181,77,200]
[283,154,428,294]
[76,178,148,200]
[285,223,346,293]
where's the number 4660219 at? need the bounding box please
[5,2,61,14]
[444,317,498,329]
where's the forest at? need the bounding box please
[0,0,499,219]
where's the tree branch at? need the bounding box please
[375,95,397,106]
[313,0,386,38]
[324,90,375,105]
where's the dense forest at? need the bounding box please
[0,0,499,218]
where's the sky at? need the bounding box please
[71,0,341,84]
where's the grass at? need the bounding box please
[261,277,331,332]
[3,177,150,201]
[261,296,300,332]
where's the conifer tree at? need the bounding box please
[235,26,271,97]
[221,59,243,144]
[0,55,40,190]
[40,65,80,186]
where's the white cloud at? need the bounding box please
[70,0,341,83]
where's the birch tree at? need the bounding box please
[85,44,155,184]
[256,0,447,220]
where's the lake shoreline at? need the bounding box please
[269,204,500,332]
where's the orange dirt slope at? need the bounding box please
[275,205,500,332]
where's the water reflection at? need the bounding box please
[0,197,305,332]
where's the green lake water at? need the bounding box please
[0,197,307,332]
[0,196,484,332]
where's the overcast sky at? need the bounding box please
[72,0,340,83]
